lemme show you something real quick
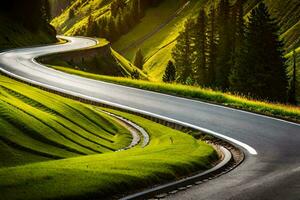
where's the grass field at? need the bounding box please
[0,75,132,168]
[0,75,217,199]
[53,66,300,123]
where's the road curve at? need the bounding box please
[0,36,300,200]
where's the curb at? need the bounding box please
[100,110,150,149]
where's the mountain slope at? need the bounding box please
[51,0,113,34]
[49,0,74,18]
[113,0,300,80]
[52,0,299,81]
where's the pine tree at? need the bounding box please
[111,0,126,17]
[111,0,119,17]
[133,49,144,70]
[98,18,107,37]
[172,18,195,84]
[108,18,118,41]
[86,15,97,36]
[231,0,244,66]
[288,50,297,104]
[231,3,288,102]
[229,0,245,90]
[163,61,176,83]
[124,7,135,27]
[131,69,140,79]
[193,9,208,86]
[215,0,232,90]
[207,5,218,86]
[131,0,142,20]
[68,8,75,19]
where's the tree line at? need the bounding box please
[75,0,161,42]
[165,0,294,103]
[1,0,54,33]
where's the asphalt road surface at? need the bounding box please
[0,36,300,200]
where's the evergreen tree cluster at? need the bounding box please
[133,49,144,70]
[230,3,288,102]
[84,0,161,42]
[171,0,289,103]
[163,61,176,83]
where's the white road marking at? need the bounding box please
[0,36,258,155]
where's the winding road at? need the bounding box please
[0,36,300,200]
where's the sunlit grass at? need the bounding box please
[0,75,217,199]
[51,0,112,34]
[53,66,300,122]
[110,47,148,79]
[0,76,217,199]
[113,0,203,80]
[0,109,217,200]
[0,75,132,167]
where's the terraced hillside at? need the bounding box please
[0,75,132,167]
[0,75,217,199]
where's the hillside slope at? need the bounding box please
[113,0,300,80]
[0,77,217,200]
[49,0,74,18]
[0,75,131,168]
[114,0,204,79]
[51,0,113,34]
[52,0,300,81]
[43,38,147,79]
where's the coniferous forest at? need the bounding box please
[78,0,161,41]
[170,1,289,103]
[49,0,299,104]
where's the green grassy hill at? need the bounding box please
[51,0,113,34]
[0,75,132,168]
[0,75,217,199]
[113,0,204,80]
